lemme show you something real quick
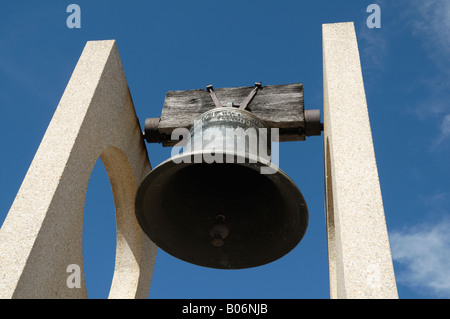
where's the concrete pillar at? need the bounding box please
[0,40,157,298]
[322,22,398,298]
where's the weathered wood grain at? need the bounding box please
[148,83,308,146]
[159,83,304,129]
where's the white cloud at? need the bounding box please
[429,114,450,149]
[411,0,450,69]
[358,26,387,74]
[399,0,450,145]
[436,114,450,145]
[421,190,450,206]
[390,219,450,298]
[357,1,388,84]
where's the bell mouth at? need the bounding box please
[135,150,308,269]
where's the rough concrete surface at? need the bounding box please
[322,22,398,299]
[0,40,157,299]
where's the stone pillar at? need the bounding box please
[0,40,157,298]
[322,22,398,299]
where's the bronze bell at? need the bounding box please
[135,107,308,269]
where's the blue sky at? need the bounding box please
[1,1,450,299]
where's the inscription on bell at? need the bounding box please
[199,108,266,129]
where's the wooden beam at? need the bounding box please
[144,83,317,146]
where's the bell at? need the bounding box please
[135,107,308,269]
